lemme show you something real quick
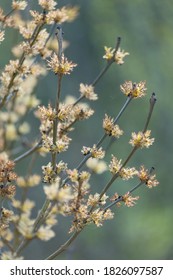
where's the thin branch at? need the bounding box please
[73,37,121,106]
[62,96,132,186]
[13,139,42,163]
[143,92,157,133]
[46,230,82,260]
[92,36,121,87]
[4,8,15,20]
[103,181,143,211]
[96,96,132,148]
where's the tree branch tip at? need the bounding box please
[115,36,121,51]
[150,92,157,104]
[149,166,155,173]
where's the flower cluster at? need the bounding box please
[47,53,77,75]
[86,158,107,174]
[79,83,98,100]
[0,153,17,199]
[137,166,159,188]
[103,114,123,138]
[38,0,56,11]
[103,46,129,65]
[109,155,137,180]
[12,1,27,10]
[122,192,139,207]
[42,161,67,183]
[129,130,154,148]
[81,145,105,159]
[120,80,147,98]
[17,175,41,188]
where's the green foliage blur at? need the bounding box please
[1,0,172,259]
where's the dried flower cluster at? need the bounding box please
[103,46,129,65]
[0,1,159,260]
[120,80,147,98]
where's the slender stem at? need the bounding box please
[92,61,114,87]
[73,37,121,106]
[56,25,63,61]
[98,173,119,201]
[46,230,82,260]
[121,146,138,169]
[44,23,57,48]
[97,96,132,148]
[15,238,34,255]
[143,93,157,133]
[51,25,64,169]
[0,237,14,252]
[4,8,15,20]
[92,37,121,87]
[103,196,123,211]
[95,133,107,148]
[113,96,132,124]
[52,74,63,169]
[96,146,137,203]
[33,199,51,231]
[76,154,91,171]
[15,199,51,255]
[103,181,144,211]
[129,181,144,194]
[13,139,42,163]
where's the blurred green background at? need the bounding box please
[1,0,173,259]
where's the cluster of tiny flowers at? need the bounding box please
[109,155,137,180]
[88,208,114,227]
[120,81,147,98]
[103,46,129,65]
[67,169,90,187]
[44,180,72,203]
[122,192,139,207]
[81,145,105,159]
[0,154,17,254]
[79,83,98,100]
[0,60,45,147]
[12,1,27,10]
[36,99,94,156]
[115,48,130,65]
[110,192,139,208]
[0,208,13,232]
[129,130,154,148]
[87,193,108,207]
[45,6,79,25]
[103,114,123,138]
[137,166,159,188]
[0,153,17,199]
[38,0,57,11]
[86,158,107,174]
[47,53,77,75]
[17,175,41,188]
[42,134,71,154]
[38,104,57,121]
[42,161,67,183]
